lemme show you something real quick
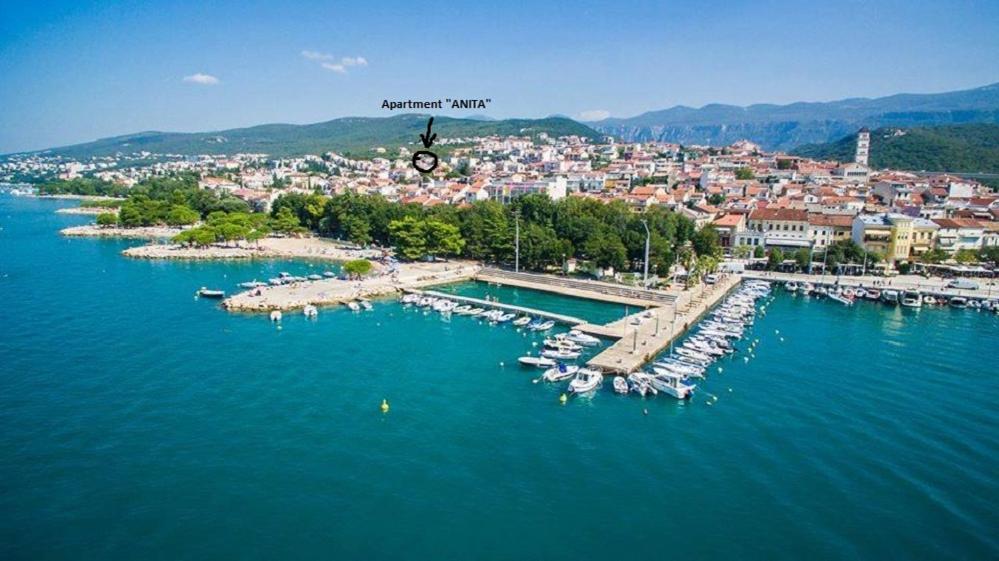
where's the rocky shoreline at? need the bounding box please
[60,225,183,239]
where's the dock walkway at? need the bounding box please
[412,290,586,325]
[742,271,998,300]
[585,274,742,374]
[475,268,678,307]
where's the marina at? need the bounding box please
[2,195,998,560]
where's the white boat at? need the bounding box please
[197,287,225,298]
[854,288,867,299]
[269,310,282,322]
[900,291,922,308]
[541,348,581,360]
[949,296,968,308]
[882,289,900,304]
[496,313,517,323]
[566,329,601,346]
[467,308,485,316]
[568,369,603,393]
[923,295,938,306]
[401,293,420,305]
[785,281,798,292]
[303,305,318,318]
[627,372,658,397]
[512,316,532,326]
[518,356,556,368]
[544,335,583,350]
[612,376,629,394]
[346,301,361,311]
[542,363,579,382]
[307,274,323,281]
[360,299,373,311]
[453,304,474,314]
[968,299,981,309]
[828,292,854,306]
[650,371,696,399]
[530,320,556,331]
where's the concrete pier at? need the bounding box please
[585,274,742,374]
[412,290,586,325]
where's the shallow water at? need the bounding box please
[1,195,997,560]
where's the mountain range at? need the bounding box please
[589,82,999,151]
[22,115,601,159]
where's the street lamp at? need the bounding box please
[640,219,651,288]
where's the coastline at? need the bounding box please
[56,206,116,215]
[121,236,384,263]
[222,260,480,311]
[60,224,183,239]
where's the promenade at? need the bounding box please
[742,271,999,300]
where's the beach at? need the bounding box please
[122,236,385,263]
[60,224,183,239]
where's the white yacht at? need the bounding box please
[568,369,603,393]
[565,330,601,346]
[650,371,696,400]
[518,356,556,368]
[541,348,581,360]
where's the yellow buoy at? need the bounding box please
[380,399,390,413]
[559,393,568,405]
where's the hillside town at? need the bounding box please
[3,128,997,271]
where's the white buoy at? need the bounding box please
[499,362,504,367]
[780,337,785,342]
[744,357,749,362]
[775,329,780,335]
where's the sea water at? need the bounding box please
[1,194,996,560]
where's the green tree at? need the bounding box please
[691,225,722,258]
[96,212,117,227]
[793,248,811,271]
[166,205,200,226]
[422,219,464,259]
[343,259,374,277]
[735,167,754,180]
[389,216,428,261]
[753,245,765,258]
[954,249,979,264]
[767,248,785,271]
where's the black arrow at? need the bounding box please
[419,117,437,148]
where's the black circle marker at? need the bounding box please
[412,150,439,173]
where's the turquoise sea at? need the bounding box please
[1,194,997,561]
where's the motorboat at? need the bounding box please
[512,316,532,326]
[239,281,267,289]
[882,290,900,304]
[542,363,579,382]
[400,293,420,305]
[360,299,373,311]
[197,287,225,298]
[497,313,517,323]
[968,299,981,309]
[541,348,581,360]
[544,337,582,352]
[566,330,601,346]
[627,372,658,397]
[949,296,968,308]
[785,281,798,292]
[307,274,323,281]
[453,304,473,314]
[650,371,696,399]
[303,305,318,318]
[568,369,603,393]
[865,289,881,300]
[467,308,485,316]
[828,292,854,306]
[518,356,556,368]
[923,295,938,306]
[842,288,856,299]
[530,320,556,331]
[612,376,629,394]
[900,291,922,308]
[854,288,867,299]
[323,271,337,278]
[269,310,282,322]
[346,301,361,311]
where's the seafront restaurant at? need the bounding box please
[915,263,996,279]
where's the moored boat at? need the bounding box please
[568,369,603,393]
[197,287,225,298]
[519,355,556,368]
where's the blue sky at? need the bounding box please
[1,0,998,153]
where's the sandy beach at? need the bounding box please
[222,260,480,311]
